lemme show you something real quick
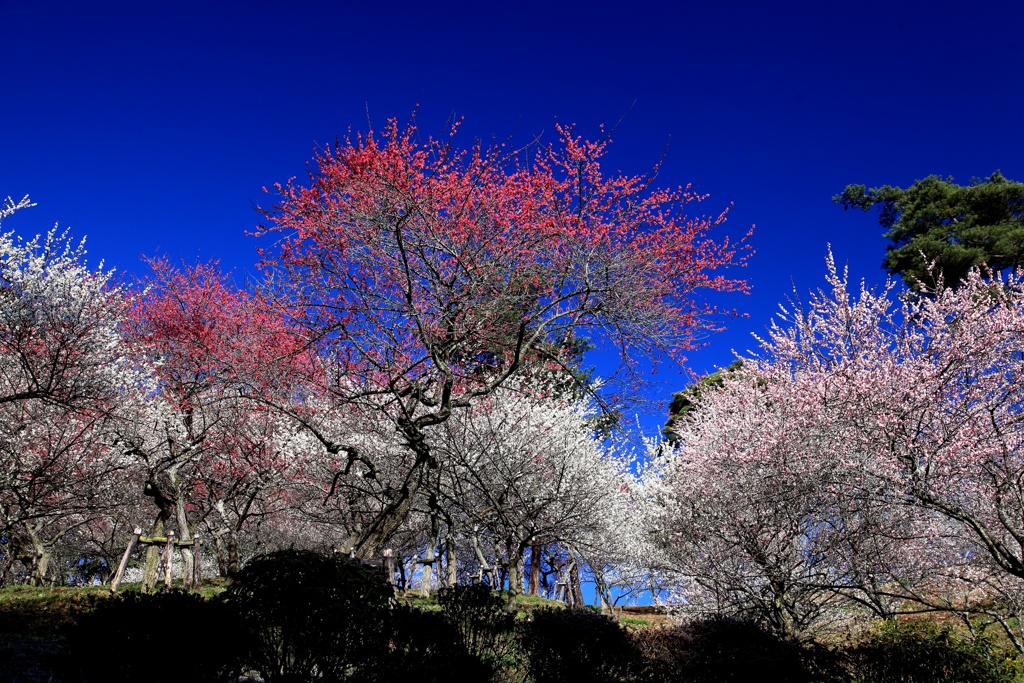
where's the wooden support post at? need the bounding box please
[192,536,201,589]
[383,549,395,586]
[110,527,142,594]
[162,531,175,589]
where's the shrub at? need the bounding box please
[221,549,393,683]
[839,619,1020,683]
[436,584,518,676]
[629,616,811,683]
[65,589,235,683]
[521,606,636,683]
[388,602,491,682]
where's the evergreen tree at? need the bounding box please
[835,172,1024,290]
[663,360,743,445]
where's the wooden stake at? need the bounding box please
[109,527,142,594]
[383,549,395,586]
[192,537,201,589]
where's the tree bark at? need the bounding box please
[506,561,519,597]
[0,548,13,585]
[352,445,430,560]
[25,525,51,587]
[141,472,175,593]
[470,527,497,586]
[162,532,175,589]
[569,557,585,607]
[505,539,526,600]
[445,533,458,586]
[594,573,611,613]
[420,514,439,596]
[528,544,542,596]
[213,500,243,577]
[175,493,194,589]
[397,556,408,591]
[29,547,50,587]
[213,532,228,577]
[503,543,527,610]
[141,516,164,593]
[226,530,240,576]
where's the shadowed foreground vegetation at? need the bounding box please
[1,550,1022,683]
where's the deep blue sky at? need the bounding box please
[3,0,1023,433]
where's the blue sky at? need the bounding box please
[3,0,1023,433]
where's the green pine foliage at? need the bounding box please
[663,360,744,444]
[835,172,1024,290]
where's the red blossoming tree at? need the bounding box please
[257,119,751,558]
[120,260,308,586]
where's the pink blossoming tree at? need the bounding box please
[652,253,1024,644]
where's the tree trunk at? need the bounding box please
[505,538,526,599]
[25,525,50,587]
[504,542,527,610]
[470,527,497,586]
[162,532,175,589]
[421,514,439,596]
[175,494,194,589]
[0,548,14,585]
[569,557,585,607]
[226,530,240,576]
[214,500,243,577]
[353,426,439,560]
[353,459,429,560]
[397,556,408,591]
[506,561,519,597]
[594,573,612,613]
[528,544,542,596]
[29,546,50,587]
[445,534,458,586]
[769,577,798,641]
[213,532,229,577]
[141,516,168,593]
[142,472,175,593]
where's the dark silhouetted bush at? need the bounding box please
[521,606,636,683]
[65,589,236,683]
[629,616,811,683]
[436,583,517,675]
[222,549,393,683]
[388,602,491,682]
[838,619,1019,683]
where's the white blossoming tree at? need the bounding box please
[0,196,138,585]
